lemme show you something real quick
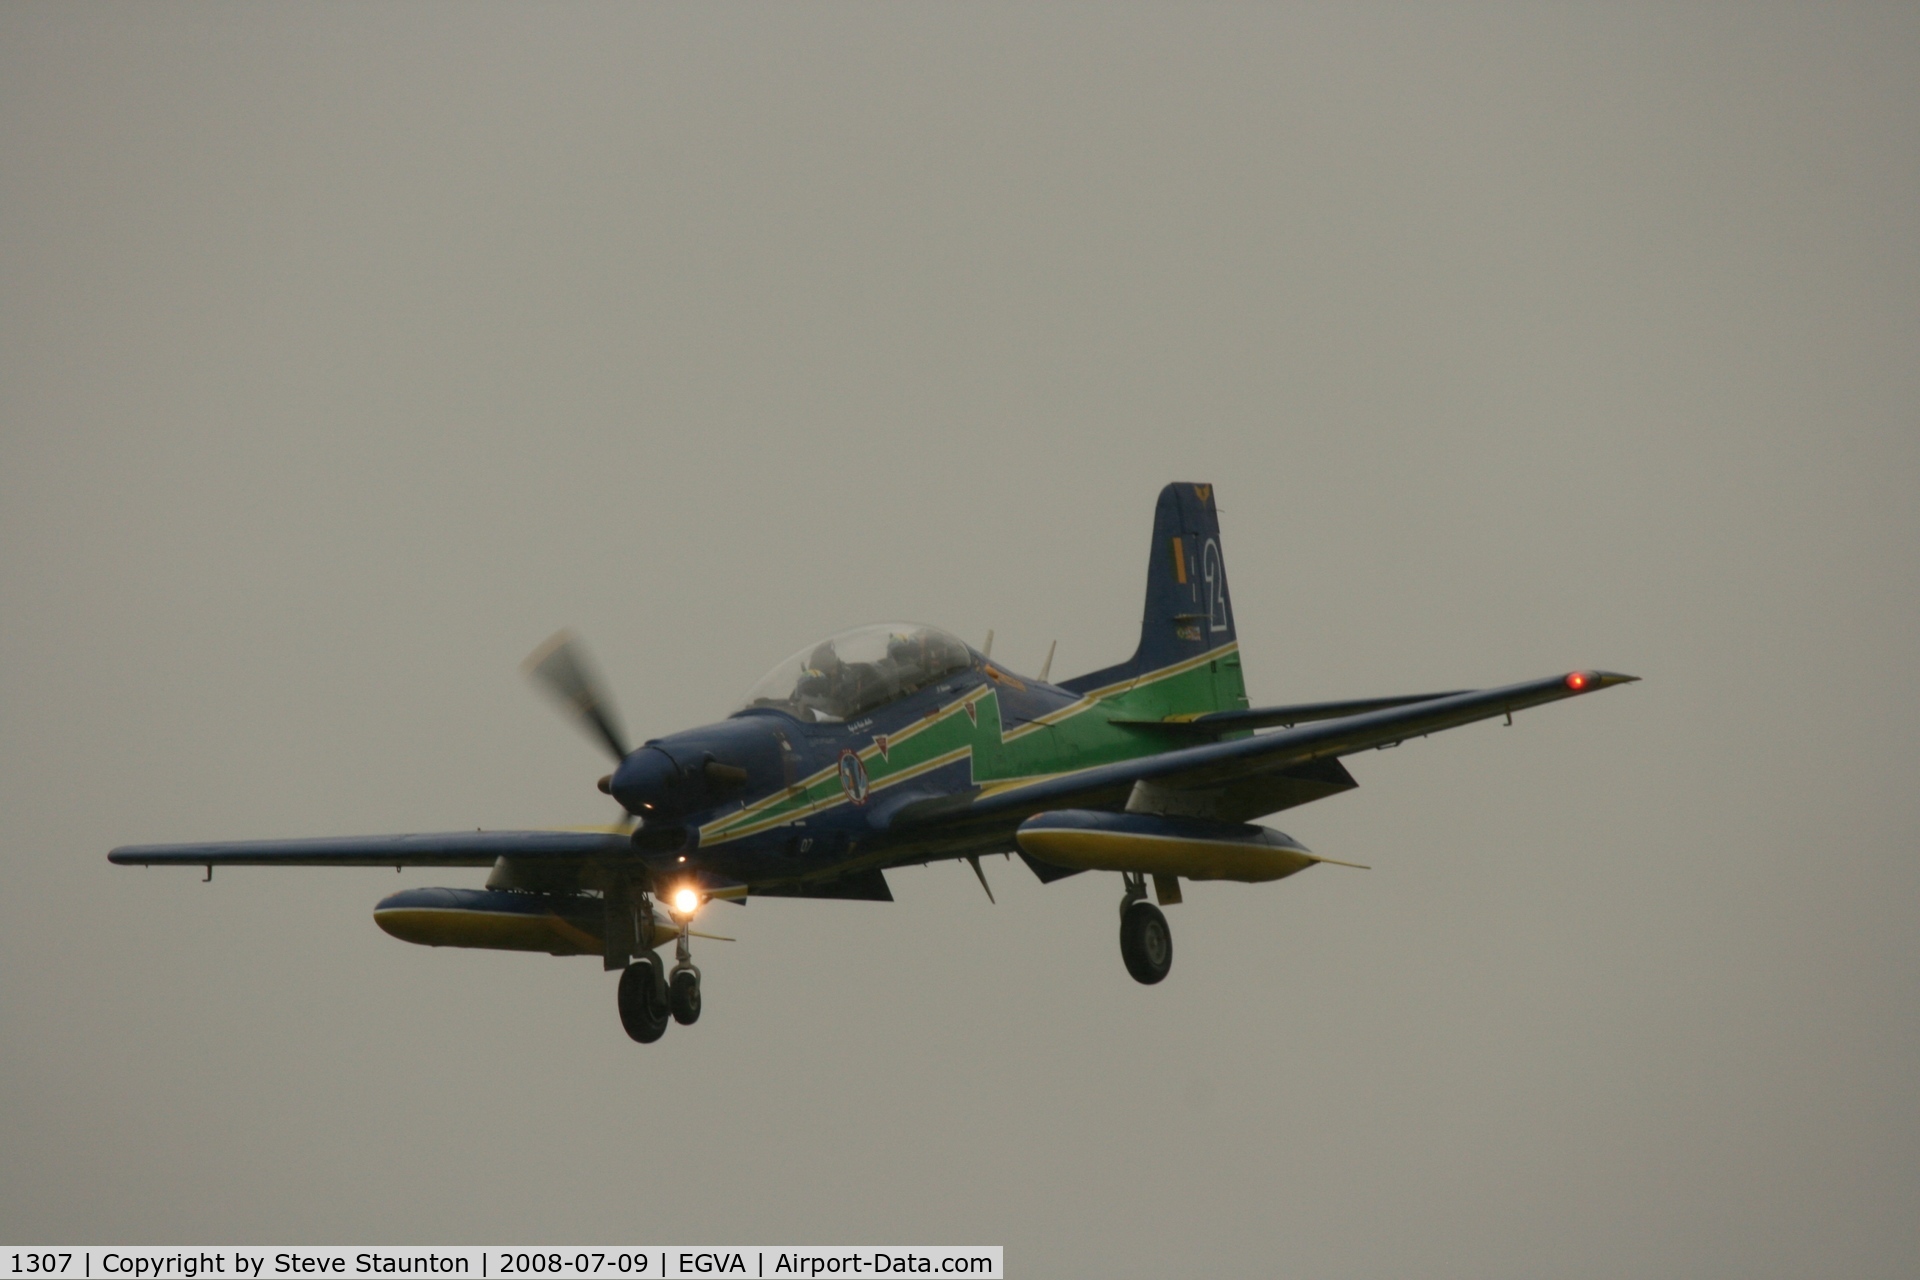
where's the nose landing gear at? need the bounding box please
[668,925,702,1026]
[1118,871,1172,984]
[615,895,706,1042]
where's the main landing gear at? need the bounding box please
[1118,871,1172,985]
[618,954,670,1042]
[616,902,704,1043]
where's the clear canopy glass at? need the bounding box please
[737,623,975,722]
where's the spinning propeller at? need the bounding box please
[523,629,630,762]
[523,628,756,853]
[523,630,634,832]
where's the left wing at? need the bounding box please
[108,829,634,868]
[893,670,1637,831]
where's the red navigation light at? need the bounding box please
[1565,672,1588,691]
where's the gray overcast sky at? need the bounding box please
[3,4,1916,1275]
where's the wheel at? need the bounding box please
[1119,900,1172,984]
[669,967,702,1026]
[618,955,671,1042]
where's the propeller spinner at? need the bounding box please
[523,629,760,838]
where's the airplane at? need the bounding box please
[110,482,1637,1043]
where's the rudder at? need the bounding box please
[1060,482,1247,713]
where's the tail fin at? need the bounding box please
[1059,482,1248,713]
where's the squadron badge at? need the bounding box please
[838,749,870,805]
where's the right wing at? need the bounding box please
[893,670,1637,831]
[108,829,634,868]
[1109,689,1471,735]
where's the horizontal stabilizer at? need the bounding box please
[374,887,660,956]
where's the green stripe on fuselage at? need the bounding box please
[699,643,1247,848]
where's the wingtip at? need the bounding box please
[1567,670,1639,691]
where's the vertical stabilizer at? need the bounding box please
[1059,483,1246,713]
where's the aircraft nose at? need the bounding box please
[609,746,680,818]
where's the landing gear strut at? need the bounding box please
[1118,871,1172,985]
[668,923,702,1026]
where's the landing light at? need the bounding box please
[672,887,701,917]
[1566,672,1588,691]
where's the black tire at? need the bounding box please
[618,956,670,1043]
[1119,901,1173,985]
[669,968,702,1026]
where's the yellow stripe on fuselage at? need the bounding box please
[998,642,1235,742]
[698,644,1239,847]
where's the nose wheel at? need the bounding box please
[616,903,706,1042]
[668,923,702,1025]
[669,966,702,1024]
[1119,872,1172,984]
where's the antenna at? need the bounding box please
[981,629,994,658]
[1038,640,1057,682]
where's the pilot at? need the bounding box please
[933,631,972,674]
[886,630,931,692]
[890,629,962,697]
[830,657,887,716]
[807,641,841,677]
[795,642,846,719]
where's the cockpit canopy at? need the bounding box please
[737,623,975,723]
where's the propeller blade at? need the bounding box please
[523,630,630,762]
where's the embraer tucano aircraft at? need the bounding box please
[112,483,1635,1042]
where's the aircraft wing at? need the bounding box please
[108,829,635,868]
[895,670,1637,831]
[1110,689,1472,734]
